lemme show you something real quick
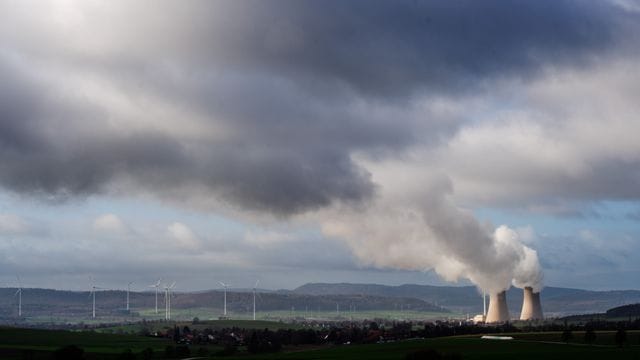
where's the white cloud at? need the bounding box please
[167,221,200,250]
[92,213,127,234]
[243,230,295,249]
[445,59,640,207]
[0,213,30,236]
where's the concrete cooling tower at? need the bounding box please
[520,286,543,320]
[485,290,510,323]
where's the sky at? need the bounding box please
[1,0,639,292]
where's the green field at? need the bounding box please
[1,327,639,359]
[256,310,459,321]
[0,327,173,359]
[9,306,456,326]
[134,308,457,322]
[509,330,640,346]
[230,335,640,360]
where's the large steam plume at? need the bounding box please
[320,173,543,294]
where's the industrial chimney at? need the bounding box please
[520,286,543,320]
[485,290,510,323]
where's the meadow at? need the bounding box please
[0,326,638,359]
[231,335,640,360]
[0,326,171,359]
[133,308,457,322]
[6,307,456,327]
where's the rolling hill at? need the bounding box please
[2,283,638,323]
[293,283,640,316]
[0,287,446,322]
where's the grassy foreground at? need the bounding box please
[0,327,639,359]
[234,334,640,360]
[0,327,172,359]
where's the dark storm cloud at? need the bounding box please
[186,0,624,97]
[0,0,635,214]
[0,55,374,213]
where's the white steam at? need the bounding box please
[319,173,543,294]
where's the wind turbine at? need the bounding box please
[15,276,22,317]
[219,281,229,317]
[164,281,176,320]
[88,277,104,319]
[149,278,162,315]
[164,286,168,320]
[252,280,259,321]
[126,282,134,311]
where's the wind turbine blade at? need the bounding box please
[254,280,260,288]
[169,281,176,289]
[219,281,225,287]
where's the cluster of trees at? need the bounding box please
[561,321,637,347]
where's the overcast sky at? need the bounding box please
[1,0,639,292]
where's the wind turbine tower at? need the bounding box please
[253,280,259,321]
[15,276,22,317]
[219,281,229,317]
[89,278,104,319]
[164,282,170,320]
[149,279,162,314]
[164,282,176,320]
[126,282,134,311]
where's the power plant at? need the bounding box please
[485,290,510,323]
[482,287,544,323]
[520,286,543,320]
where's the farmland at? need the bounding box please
[229,334,640,360]
[1,325,639,359]
[0,327,172,359]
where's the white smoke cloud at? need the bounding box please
[319,172,543,294]
[492,225,543,292]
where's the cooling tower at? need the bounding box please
[520,286,543,320]
[485,290,510,323]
